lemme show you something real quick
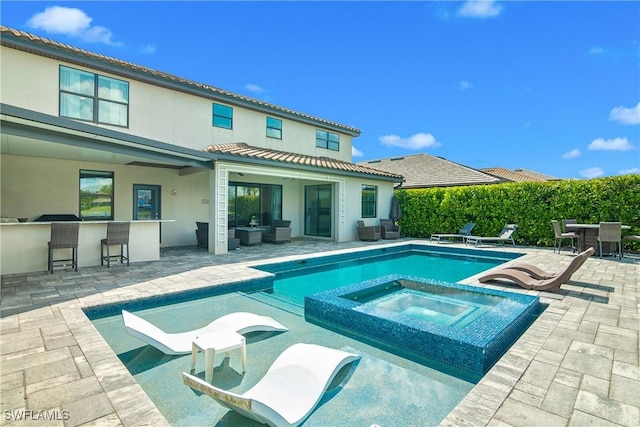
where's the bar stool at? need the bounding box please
[101,221,130,267]
[48,223,79,274]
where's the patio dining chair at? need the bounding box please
[597,222,622,259]
[552,220,579,254]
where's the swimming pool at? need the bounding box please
[86,244,524,425]
[257,244,521,307]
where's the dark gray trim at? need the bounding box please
[1,103,214,164]
[1,120,213,169]
[2,32,360,137]
[1,103,400,182]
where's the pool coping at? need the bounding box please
[2,239,638,426]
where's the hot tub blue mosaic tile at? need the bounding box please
[304,274,541,382]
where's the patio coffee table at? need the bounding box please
[190,330,246,383]
[235,227,263,246]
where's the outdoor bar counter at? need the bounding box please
[0,220,171,275]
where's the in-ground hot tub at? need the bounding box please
[305,274,541,382]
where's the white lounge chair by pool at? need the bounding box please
[122,310,288,355]
[182,343,360,427]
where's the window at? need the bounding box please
[266,117,282,139]
[361,185,377,218]
[213,103,233,129]
[60,66,129,127]
[80,170,114,220]
[316,130,340,151]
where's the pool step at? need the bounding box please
[243,291,304,316]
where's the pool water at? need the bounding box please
[364,288,495,326]
[90,291,474,426]
[87,245,525,425]
[259,249,508,307]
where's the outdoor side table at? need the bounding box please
[190,330,246,383]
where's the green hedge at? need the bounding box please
[396,174,640,248]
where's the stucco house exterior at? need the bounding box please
[0,26,401,274]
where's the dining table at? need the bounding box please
[565,223,631,254]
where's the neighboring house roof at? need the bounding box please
[358,153,503,188]
[206,143,403,182]
[0,26,360,136]
[480,167,558,182]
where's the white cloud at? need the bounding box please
[588,137,636,151]
[140,44,157,54]
[458,1,502,18]
[579,167,604,179]
[379,133,442,150]
[27,6,117,45]
[589,47,604,55]
[245,84,266,94]
[562,149,581,159]
[619,168,640,175]
[609,102,640,125]
[352,146,364,158]
[459,81,472,91]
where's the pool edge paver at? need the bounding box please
[1,240,638,426]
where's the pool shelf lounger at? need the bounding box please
[304,274,541,382]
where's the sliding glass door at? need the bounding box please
[305,184,332,237]
[228,182,282,228]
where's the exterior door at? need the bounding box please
[133,184,161,240]
[304,184,332,237]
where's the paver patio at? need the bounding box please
[1,239,638,426]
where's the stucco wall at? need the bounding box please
[0,153,211,247]
[1,47,354,162]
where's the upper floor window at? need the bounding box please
[361,185,377,218]
[80,170,114,221]
[316,130,340,151]
[60,66,129,127]
[266,117,282,139]
[213,103,233,129]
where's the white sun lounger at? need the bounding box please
[182,343,360,427]
[122,310,288,355]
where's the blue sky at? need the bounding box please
[2,1,639,179]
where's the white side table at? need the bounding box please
[190,330,246,383]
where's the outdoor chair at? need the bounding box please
[122,310,288,355]
[465,224,517,247]
[623,234,640,256]
[551,220,579,254]
[262,220,292,244]
[182,343,360,427]
[101,221,130,268]
[379,219,401,239]
[48,222,79,274]
[430,222,475,243]
[597,222,622,259]
[227,228,240,250]
[196,221,208,248]
[561,219,577,232]
[478,247,595,292]
[356,220,380,241]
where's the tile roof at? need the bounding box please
[205,143,403,180]
[358,153,503,188]
[480,167,558,182]
[0,26,360,136]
